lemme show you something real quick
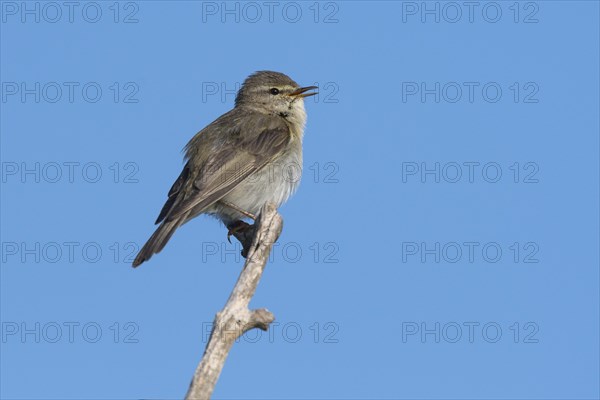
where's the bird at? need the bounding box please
[132,71,317,267]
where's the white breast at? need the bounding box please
[221,98,307,218]
[227,139,303,216]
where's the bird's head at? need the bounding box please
[235,71,318,119]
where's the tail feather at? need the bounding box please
[132,218,183,268]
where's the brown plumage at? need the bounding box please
[132,71,317,267]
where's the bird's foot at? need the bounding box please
[227,220,251,243]
[227,220,255,258]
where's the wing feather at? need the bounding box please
[155,162,190,224]
[161,124,291,223]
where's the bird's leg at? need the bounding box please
[220,201,257,258]
[226,220,255,258]
[219,200,256,220]
[226,220,251,243]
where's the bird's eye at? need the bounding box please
[269,88,280,95]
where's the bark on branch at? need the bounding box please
[185,203,283,399]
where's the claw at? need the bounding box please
[227,220,250,244]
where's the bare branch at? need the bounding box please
[185,203,283,399]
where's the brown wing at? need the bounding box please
[161,125,291,223]
[155,162,190,224]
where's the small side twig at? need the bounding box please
[185,203,283,399]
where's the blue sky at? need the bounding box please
[1,1,599,399]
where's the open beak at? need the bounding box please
[289,86,319,98]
